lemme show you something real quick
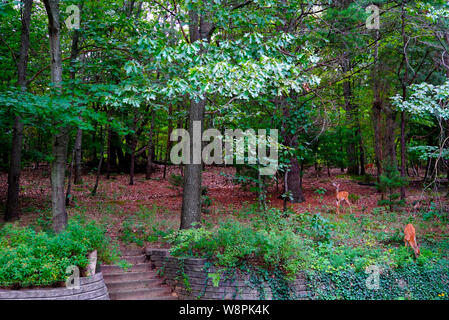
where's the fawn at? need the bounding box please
[332,182,351,214]
[404,223,420,258]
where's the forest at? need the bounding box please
[0,0,449,301]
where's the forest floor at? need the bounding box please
[1,165,449,254]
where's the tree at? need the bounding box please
[43,0,68,233]
[4,0,33,221]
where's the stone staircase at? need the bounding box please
[102,248,177,300]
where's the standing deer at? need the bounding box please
[404,223,420,258]
[332,182,351,214]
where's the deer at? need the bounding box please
[332,182,352,214]
[404,223,420,258]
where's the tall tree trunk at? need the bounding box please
[181,98,205,229]
[384,107,397,165]
[66,148,75,206]
[129,116,137,185]
[163,104,173,179]
[281,97,305,203]
[400,1,407,200]
[356,108,365,176]
[74,128,83,184]
[372,30,383,181]
[287,157,305,203]
[44,0,68,233]
[146,110,155,179]
[341,56,358,175]
[443,33,449,185]
[111,131,125,172]
[70,4,83,185]
[4,0,33,221]
[106,124,112,179]
[92,122,98,164]
[180,10,214,229]
[91,150,104,196]
[372,100,383,180]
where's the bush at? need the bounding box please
[166,218,308,280]
[0,216,120,288]
[421,202,448,222]
[376,162,408,211]
[293,212,333,243]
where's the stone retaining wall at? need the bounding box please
[146,248,310,300]
[0,272,109,300]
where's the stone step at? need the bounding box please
[122,254,146,264]
[108,287,173,300]
[101,263,152,274]
[103,271,157,283]
[105,278,164,292]
[119,248,144,256]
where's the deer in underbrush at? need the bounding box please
[404,223,420,258]
[332,182,352,214]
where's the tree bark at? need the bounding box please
[281,97,305,203]
[385,110,397,164]
[146,110,155,179]
[66,148,75,206]
[372,99,383,180]
[44,0,69,233]
[112,131,124,172]
[69,4,83,185]
[400,1,407,200]
[356,109,365,176]
[287,157,305,202]
[372,29,384,181]
[74,128,83,184]
[181,98,205,229]
[180,9,214,229]
[4,0,33,221]
[106,123,112,179]
[91,150,104,196]
[129,116,137,185]
[163,104,173,179]
[341,55,359,175]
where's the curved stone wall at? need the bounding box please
[146,248,310,300]
[0,272,109,300]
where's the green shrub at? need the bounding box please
[309,213,332,243]
[376,228,403,245]
[421,202,448,222]
[375,162,408,211]
[293,212,333,243]
[166,218,308,280]
[201,186,212,214]
[348,193,360,203]
[0,216,120,288]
